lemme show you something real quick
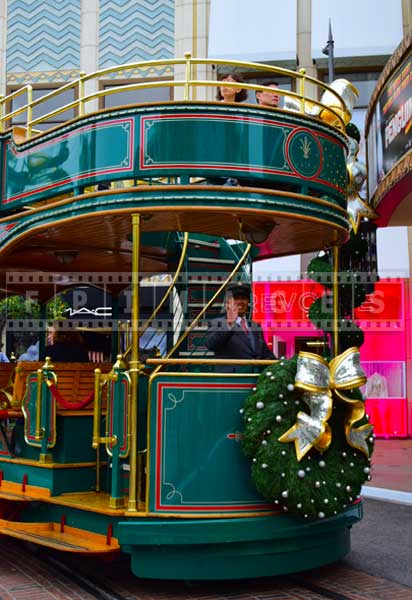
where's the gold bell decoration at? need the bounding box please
[279,348,373,461]
[320,78,359,128]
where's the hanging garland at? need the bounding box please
[241,121,377,520]
[306,232,372,353]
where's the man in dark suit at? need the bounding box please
[206,283,275,372]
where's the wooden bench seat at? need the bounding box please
[12,361,112,409]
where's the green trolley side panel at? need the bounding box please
[140,113,347,200]
[3,118,134,204]
[148,374,273,514]
[0,105,348,210]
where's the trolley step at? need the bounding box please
[0,479,51,501]
[0,519,120,554]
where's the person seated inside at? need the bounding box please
[17,340,39,362]
[41,327,89,362]
[0,343,9,363]
[206,283,275,372]
[255,81,280,108]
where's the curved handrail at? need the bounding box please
[151,241,253,376]
[142,232,189,336]
[0,54,353,137]
[122,231,189,361]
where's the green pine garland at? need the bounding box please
[242,357,374,520]
[242,122,377,521]
[306,230,371,352]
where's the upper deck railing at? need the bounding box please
[0,54,356,139]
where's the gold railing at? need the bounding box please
[0,54,352,138]
[146,358,276,367]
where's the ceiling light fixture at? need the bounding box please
[240,221,276,244]
[54,250,79,265]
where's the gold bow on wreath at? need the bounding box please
[279,348,373,461]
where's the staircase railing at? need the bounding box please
[152,242,252,375]
[122,232,189,361]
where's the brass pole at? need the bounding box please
[92,369,102,449]
[35,368,43,440]
[122,232,189,361]
[184,52,192,101]
[26,85,33,138]
[332,245,340,357]
[0,94,5,133]
[78,71,86,116]
[298,68,306,115]
[153,242,252,376]
[128,213,141,512]
[92,368,102,491]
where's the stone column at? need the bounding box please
[174,0,215,101]
[0,0,7,97]
[402,0,412,37]
[296,0,317,99]
[297,0,318,274]
[80,0,99,112]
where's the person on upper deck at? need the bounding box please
[216,72,248,103]
[206,283,275,372]
[41,327,89,362]
[256,81,280,108]
[211,72,247,187]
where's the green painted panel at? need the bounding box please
[141,115,290,171]
[140,112,347,201]
[0,459,99,495]
[148,374,272,514]
[0,104,348,211]
[118,504,362,579]
[3,118,133,204]
[13,411,98,464]
[23,501,116,536]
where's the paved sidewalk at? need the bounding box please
[367,439,412,492]
[362,439,412,505]
[296,564,412,600]
[345,497,412,588]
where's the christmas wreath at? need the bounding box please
[241,354,374,520]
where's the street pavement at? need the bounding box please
[0,496,410,599]
[344,496,412,588]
